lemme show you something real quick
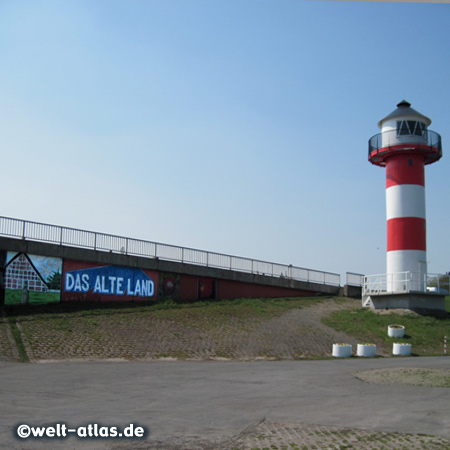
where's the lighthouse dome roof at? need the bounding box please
[377,100,431,129]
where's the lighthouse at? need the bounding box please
[365,101,444,310]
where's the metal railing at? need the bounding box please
[368,129,442,159]
[363,272,450,297]
[346,272,364,287]
[0,216,341,286]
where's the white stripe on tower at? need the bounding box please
[386,185,425,220]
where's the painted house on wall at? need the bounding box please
[4,253,49,292]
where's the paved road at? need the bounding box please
[1,357,449,449]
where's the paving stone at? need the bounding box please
[110,420,450,450]
[9,300,364,362]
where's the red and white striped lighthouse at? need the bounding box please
[368,101,442,292]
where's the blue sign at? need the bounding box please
[64,265,155,297]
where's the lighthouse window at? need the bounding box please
[397,121,409,135]
[396,120,427,137]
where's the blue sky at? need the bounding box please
[1,0,449,281]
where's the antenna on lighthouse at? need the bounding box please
[364,101,444,311]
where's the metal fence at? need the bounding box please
[346,272,364,287]
[363,272,450,296]
[0,216,341,286]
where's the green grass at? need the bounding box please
[7,317,29,362]
[147,296,327,327]
[5,289,60,305]
[323,298,450,356]
[4,296,328,320]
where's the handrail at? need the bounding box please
[363,271,449,296]
[0,216,341,286]
[346,272,364,287]
[368,129,442,160]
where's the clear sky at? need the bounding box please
[1,0,449,282]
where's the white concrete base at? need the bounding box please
[332,344,352,358]
[388,325,405,338]
[393,343,412,356]
[362,292,445,311]
[357,343,376,357]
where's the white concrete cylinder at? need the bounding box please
[357,343,376,357]
[332,343,352,358]
[388,325,405,338]
[393,343,411,356]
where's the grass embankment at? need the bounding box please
[3,296,326,321]
[3,296,324,334]
[3,297,329,361]
[3,296,450,360]
[323,297,450,356]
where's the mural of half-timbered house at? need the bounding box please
[4,253,48,292]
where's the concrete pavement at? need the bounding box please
[1,357,450,449]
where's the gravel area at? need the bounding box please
[355,367,450,387]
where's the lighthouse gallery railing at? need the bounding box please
[0,216,340,286]
[368,129,442,158]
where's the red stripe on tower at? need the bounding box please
[386,217,426,251]
[386,154,425,188]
